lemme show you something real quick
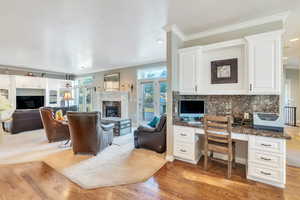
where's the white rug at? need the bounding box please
[0,130,167,189]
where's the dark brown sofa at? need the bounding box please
[40,107,70,143]
[134,114,167,153]
[2,109,43,134]
[67,112,114,156]
[3,106,77,134]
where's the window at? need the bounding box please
[75,76,94,87]
[138,66,167,80]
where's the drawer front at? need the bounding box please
[249,150,283,168]
[174,126,194,143]
[248,163,284,184]
[174,142,194,160]
[249,136,285,154]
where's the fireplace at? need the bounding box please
[103,101,121,118]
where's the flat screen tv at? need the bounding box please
[17,96,45,109]
[179,100,205,117]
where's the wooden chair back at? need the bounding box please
[203,115,234,178]
[204,115,231,144]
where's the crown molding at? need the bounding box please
[284,65,300,70]
[187,11,290,41]
[163,24,186,41]
[0,64,71,75]
[75,59,167,76]
[166,11,290,42]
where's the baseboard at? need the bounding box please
[200,150,247,165]
[174,156,200,165]
[247,175,285,188]
[165,155,174,162]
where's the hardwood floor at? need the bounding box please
[0,159,300,200]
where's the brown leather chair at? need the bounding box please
[39,107,70,143]
[67,112,114,156]
[134,114,167,153]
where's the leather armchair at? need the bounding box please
[134,114,167,153]
[39,107,70,143]
[67,112,114,156]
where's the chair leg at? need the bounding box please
[232,144,236,168]
[228,155,232,179]
[204,150,208,170]
[210,151,214,158]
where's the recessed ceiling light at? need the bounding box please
[289,38,299,42]
[156,39,163,44]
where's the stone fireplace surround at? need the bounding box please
[103,101,121,118]
[94,91,129,119]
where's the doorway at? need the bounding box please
[138,79,167,123]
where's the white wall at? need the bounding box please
[166,31,184,160]
[285,68,300,122]
[79,62,166,126]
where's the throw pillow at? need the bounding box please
[55,110,64,121]
[148,116,160,128]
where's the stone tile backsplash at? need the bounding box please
[173,91,280,120]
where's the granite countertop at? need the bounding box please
[173,121,291,140]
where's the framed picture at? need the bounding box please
[104,73,120,91]
[211,58,238,84]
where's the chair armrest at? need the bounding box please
[137,126,155,133]
[101,123,114,131]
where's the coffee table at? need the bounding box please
[101,117,132,136]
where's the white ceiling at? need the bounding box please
[0,0,167,74]
[0,0,299,74]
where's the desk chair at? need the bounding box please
[204,115,235,178]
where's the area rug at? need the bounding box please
[0,130,167,189]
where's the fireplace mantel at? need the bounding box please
[94,91,129,119]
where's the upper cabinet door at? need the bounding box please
[0,75,10,89]
[178,48,201,94]
[246,31,282,94]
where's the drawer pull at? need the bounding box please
[180,133,187,137]
[180,149,187,153]
[260,171,271,176]
[260,157,271,161]
[261,143,272,147]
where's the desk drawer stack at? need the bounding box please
[247,135,286,188]
[173,126,201,164]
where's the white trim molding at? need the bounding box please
[163,24,186,41]
[284,65,300,70]
[164,11,290,42]
[165,155,175,162]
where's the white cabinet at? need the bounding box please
[173,125,201,164]
[177,31,283,95]
[178,47,202,94]
[15,76,47,89]
[45,78,60,107]
[247,135,286,188]
[245,31,282,94]
[0,75,10,89]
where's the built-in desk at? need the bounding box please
[173,121,291,188]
